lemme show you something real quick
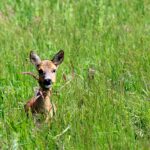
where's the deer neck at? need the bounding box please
[37,88,52,103]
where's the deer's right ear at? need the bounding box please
[30,51,41,66]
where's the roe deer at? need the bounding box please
[24,50,64,122]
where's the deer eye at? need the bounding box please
[38,69,44,75]
[52,69,56,73]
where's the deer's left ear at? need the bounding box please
[51,50,64,66]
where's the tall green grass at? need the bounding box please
[0,0,150,149]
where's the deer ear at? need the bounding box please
[30,51,41,66]
[51,50,64,66]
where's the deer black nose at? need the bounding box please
[44,79,52,85]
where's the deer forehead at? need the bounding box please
[38,60,56,70]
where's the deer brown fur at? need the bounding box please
[24,50,64,122]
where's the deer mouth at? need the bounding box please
[43,79,52,89]
[44,84,51,89]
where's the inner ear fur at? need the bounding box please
[30,51,41,66]
[51,50,64,66]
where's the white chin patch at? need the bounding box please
[45,85,51,89]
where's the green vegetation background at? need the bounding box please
[0,0,150,149]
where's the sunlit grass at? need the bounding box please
[0,0,150,149]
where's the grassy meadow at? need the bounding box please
[0,0,150,149]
